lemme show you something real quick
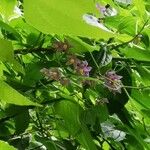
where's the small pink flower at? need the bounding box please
[76,60,92,76]
[104,70,122,93]
[96,3,106,14]
[96,3,117,17]
[66,55,81,67]
[52,40,70,52]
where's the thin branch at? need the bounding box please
[36,111,45,137]
[112,57,150,65]
[29,144,44,150]
[142,117,150,137]
[111,19,150,49]
[14,47,54,55]
[123,85,150,89]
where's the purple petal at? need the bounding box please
[83,66,92,72]
[81,61,88,67]
[96,3,106,14]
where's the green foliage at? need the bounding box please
[0,140,16,150]
[0,80,41,106]
[0,38,14,63]
[0,0,17,21]
[24,0,113,39]
[0,0,150,149]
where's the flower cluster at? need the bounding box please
[52,40,70,52]
[40,68,70,86]
[96,3,117,17]
[104,70,123,93]
[76,61,92,76]
[67,55,92,77]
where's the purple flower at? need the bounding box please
[76,60,92,76]
[66,55,80,67]
[104,70,122,93]
[96,3,106,14]
[53,40,70,52]
[96,3,117,17]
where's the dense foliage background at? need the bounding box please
[0,0,150,149]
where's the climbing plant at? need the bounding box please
[0,0,150,149]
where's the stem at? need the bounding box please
[112,19,149,49]
[29,144,44,150]
[36,111,45,137]
[14,47,54,55]
[123,85,150,89]
[112,57,150,66]
[142,117,150,137]
[103,138,116,150]
[89,52,100,70]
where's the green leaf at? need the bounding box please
[131,89,150,109]
[0,38,24,74]
[66,36,99,53]
[0,20,22,41]
[0,140,16,150]
[120,47,150,61]
[23,62,44,86]
[105,16,136,36]
[0,80,41,106]
[0,0,17,20]
[14,110,30,134]
[35,135,58,150]
[0,38,14,63]
[83,105,109,125]
[54,100,97,150]
[136,66,150,86]
[133,0,146,20]
[24,0,113,39]
[54,100,82,135]
[125,126,150,150]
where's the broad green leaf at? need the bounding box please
[105,16,136,36]
[0,38,14,62]
[54,100,83,136]
[12,60,25,74]
[133,0,146,20]
[0,80,41,106]
[0,20,22,41]
[0,0,17,21]
[0,62,6,78]
[120,47,150,61]
[54,100,97,150]
[82,105,109,125]
[132,89,150,109]
[14,110,30,134]
[136,66,150,86]
[125,126,150,150]
[35,135,58,150]
[66,36,99,53]
[0,38,24,73]
[131,70,150,109]
[0,140,16,150]
[24,0,113,39]
[23,62,45,86]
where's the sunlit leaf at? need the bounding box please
[0,0,17,20]
[0,38,14,62]
[54,100,97,150]
[0,80,41,106]
[24,0,114,39]
[120,47,150,61]
[0,140,16,150]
